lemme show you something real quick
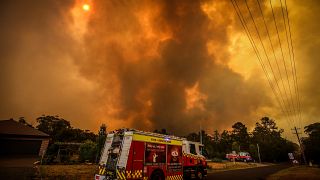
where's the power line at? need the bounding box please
[269,0,297,126]
[255,0,300,132]
[230,0,305,140]
[279,0,300,128]
[248,0,294,125]
[283,0,303,129]
[231,0,291,127]
[244,0,295,126]
[232,0,304,143]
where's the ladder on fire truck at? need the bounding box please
[105,131,124,171]
[102,130,134,175]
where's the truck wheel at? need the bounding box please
[151,170,165,180]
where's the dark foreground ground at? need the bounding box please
[0,155,39,180]
[0,158,291,180]
[207,164,290,180]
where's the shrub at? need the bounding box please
[79,140,97,162]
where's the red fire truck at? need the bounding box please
[95,129,207,180]
[226,151,253,162]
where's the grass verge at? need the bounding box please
[33,162,274,178]
[35,164,98,180]
[207,161,269,172]
[267,165,320,180]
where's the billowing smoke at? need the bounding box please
[0,0,99,128]
[292,0,320,128]
[0,0,318,136]
[76,0,271,134]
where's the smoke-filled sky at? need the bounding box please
[0,0,319,140]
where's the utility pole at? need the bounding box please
[257,143,261,163]
[200,122,203,155]
[200,122,202,144]
[292,126,307,164]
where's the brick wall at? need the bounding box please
[39,139,49,156]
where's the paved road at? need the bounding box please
[207,164,290,180]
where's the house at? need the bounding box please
[0,119,50,157]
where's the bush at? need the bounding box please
[42,144,59,164]
[79,140,97,162]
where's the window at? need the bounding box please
[189,144,196,155]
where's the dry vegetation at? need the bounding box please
[207,161,268,172]
[35,164,98,180]
[267,166,320,180]
[33,162,270,178]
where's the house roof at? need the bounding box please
[0,120,49,137]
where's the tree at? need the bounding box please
[231,122,250,150]
[182,118,296,162]
[96,124,107,162]
[35,115,98,164]
[303,122,320,164]
[248,144,258,161]
[36,115,96,142]
[232,141,240,152]
[99,124,107,136]
[252,117,283,144]
[209,130,233,159]
[211,130,221,157]
[200,130,214,158]
[36,115,71,141]
[186,132,200,142]
[220,130,232,154]
[252,117,295,162]
[153,128,168,135]
[18,117,33,127]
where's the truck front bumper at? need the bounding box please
[95,174,106,180]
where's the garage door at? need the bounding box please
[0,139,42,155]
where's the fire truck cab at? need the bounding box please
[95,129,207,180]
[182,141,207,179]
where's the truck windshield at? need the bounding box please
[189,144,196,154]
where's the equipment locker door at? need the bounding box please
[132,141,144,170]
[127,141,144,179]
